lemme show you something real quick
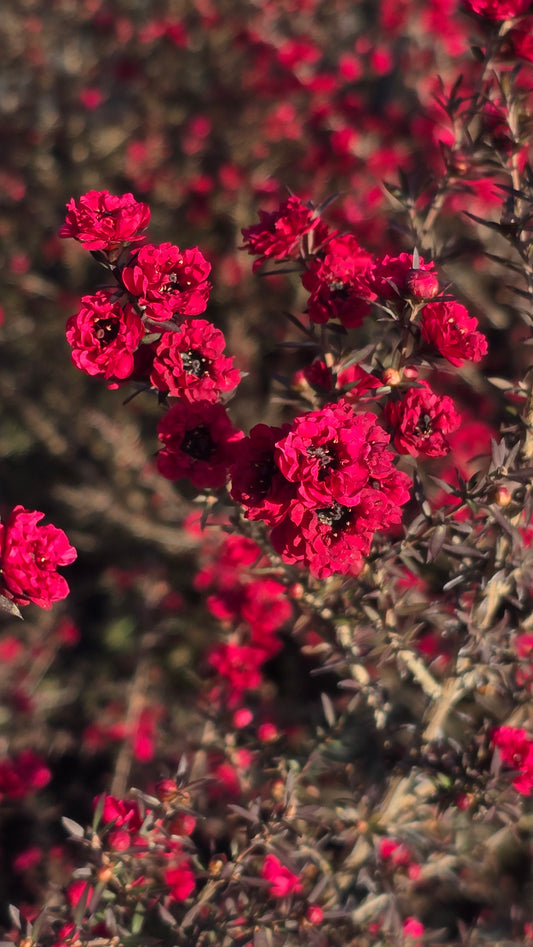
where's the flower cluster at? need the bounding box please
[61,193,240,467]
[0,505,77,609]
[231,401,411,578]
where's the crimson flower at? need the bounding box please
[369,252,439,300]
[66,290,145,381]
[165,861,196,901]
[0,750,51,801]
[157,401,243,489]
[270,483,408,580]
[0,506,77,608]
[463,0,532,19]
[261,854,303,898]
[59,190,150,250]
[384,382,461,457]
[150,319,240,401]
[241,195,330,269]
[121,242,211,321]
[302,234,375,327]
[493,726,533,794]
[208,642,265,704]
[420,300,488,366]
[229,423,297,524]
[275,401,399,508]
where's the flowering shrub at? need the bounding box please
[5,0,533,945]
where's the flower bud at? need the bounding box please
[306,905,324,924]
[406,268,439,299]
[403,365,419,380]
[382,367,402,387]
[491,486,512,507]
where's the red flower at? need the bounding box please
[261,854,302,898]
[66,290,145,381]
[0,506,77,608]
[100,794,143,833]
[165,860,196,901]
[229,423,297,525]
[463,0,531,19]
[384,382,461,457]
[420,300,488,366]
[150,319,240,401]
[302,234,375,328]
[121,242,211,321]
[208,642,265,704]
[275,402,402,508]
[0,750,51,801]
[370,252,438,300]
[270,482,409,579]
[241,195,330,269]
[493,725,533,794]
[59,190,150,251]
[157,401,243,489]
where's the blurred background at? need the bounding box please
[0,0,526,924]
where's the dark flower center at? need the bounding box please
[416,413,433,437]
[181,424,216,460]
[94,318,120,346]
[163,271,182,291]
[252,455,276,495]
[315,502,351,534]
[181,349,210,377]
[307,444,336,478]
[329,280,351,301]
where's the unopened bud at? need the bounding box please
[306,905,324,925]
[271,779,285,802]
[406,268,439,299]
[403,365,419,380]
[208,855,226,878]
[382,368,402,387]
[97,865,113,884]
[492,486,512,507]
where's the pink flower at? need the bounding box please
[420,300,488,366]
[150,319,240,401]
[384,382,461,457]
[261,854,302,898]
[59,190,150,251]
[242,195,330,269]
[66,290,145,381]
[0,506,77,608]
[121,242,211,321]
[403,916,425,940]
[157,401,243,489]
